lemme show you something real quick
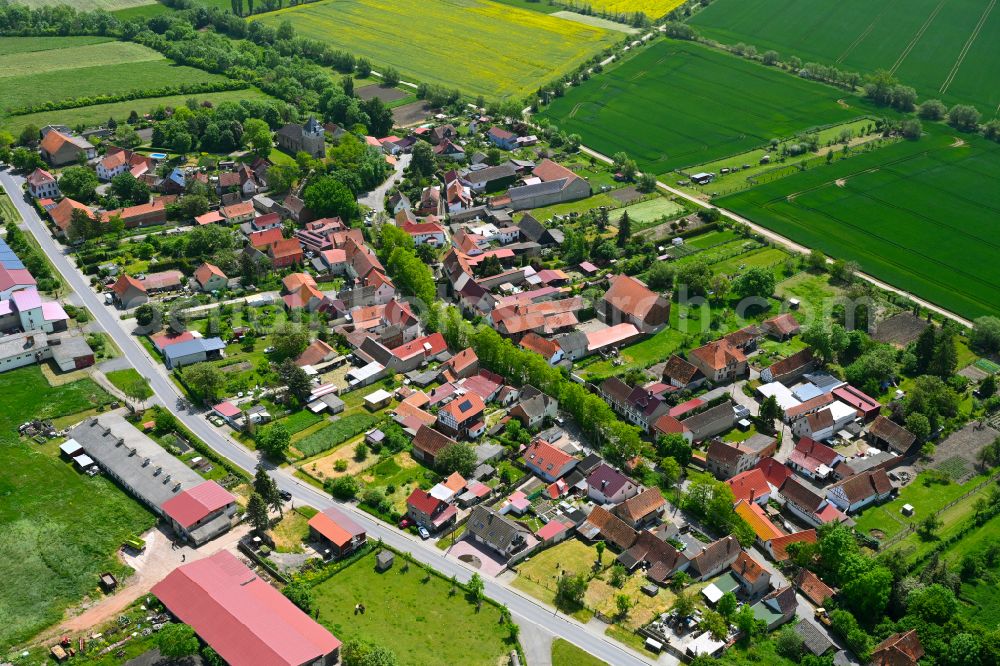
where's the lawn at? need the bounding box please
[718,126,1000,319]
[552,638,608,666]
[609,196,686,227]
[294,412,383,457]
[0,367,154,649]
[105,368,153,400]
[690,0,1000,115]
[512,538,605,608]
[774,270,845,323]
[269,507,315,553]
[579,322,686,380]
[254,0,619,99]
[854,471,990,542]
[709,246,790,277]
[3,88,275,136]
[311,550,515,666]
[526,191,620,221]
[0,40,227,113]
[538,39,860,175]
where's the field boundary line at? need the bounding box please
[939,0,996,94]
[890,0,948,74]
[836,0,896,64]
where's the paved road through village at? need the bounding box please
[0,168,659,666]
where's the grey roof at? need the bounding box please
[0,330,48,361]
[680,402,735,431]
[795,621,835,656]
[508,179,566,201]
[467,505,526,554]
[69,417,204,516]
[164,337,225,361]
[463,163,516,185]
[474,442,504,464]
[51,334,94,366]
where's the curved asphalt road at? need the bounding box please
[0,168,658,666]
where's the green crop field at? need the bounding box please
[538,39,859,175]
[0,36,115,56]
[0,367,154,649]
[2,88,275,136]
[255,0,619,99]
[718,125,1000,319]
[690,0,1000,116]
[0,39,227,113]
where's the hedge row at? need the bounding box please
[9,80,249,116]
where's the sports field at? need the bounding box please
[718,126,1000,319]
[255,0,619,99]
[538,39,858,174]
[0,38,227,113]
[690,0,1000,114]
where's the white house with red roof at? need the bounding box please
[437,391,486,439]
[152,551,341,666]
[26,168,59,199]
[587,463,641,504]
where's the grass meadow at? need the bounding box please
[15,0,155,9]
[691,0,1000,115]
[255,0,619,99]
[0,39,227,113]
[0,367,154,650]
[312,550,514,666]
[718,125,1000,319]
[539,39,859,174]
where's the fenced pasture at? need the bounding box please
[691,0,1000,115]
[255,0,619,99]
[539,40,858,175]
[718,127,1000,319]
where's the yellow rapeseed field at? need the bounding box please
[563,0,685,17]
[256,0,620,99]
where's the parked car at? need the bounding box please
[418,526,430,540]
[279,490,292,501]
[398,518,411,529]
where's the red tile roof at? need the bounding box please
[407,487,446,515]
[735,499,782,542]
[151,551,340,666]
[768,529,817,562]
[689,339,746,372]
[389,332,447,361]
[727,468,771,504]
[524,439,575,478]
[161,481,235,528]
[520,331,560,359]
[308,506,365,548]
[249,227,284,249]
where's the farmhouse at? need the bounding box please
[601,274,670,333]
[688,339,747,383]
[826,468,893,513]
[152,551,341,666]
[523,439,577,482]
[506,159,591,210]
[867,415,917,454]
[110,274,147,308]
[39,129,95,166]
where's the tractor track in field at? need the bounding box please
[890,0,948,74]
[939,0,996,94]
